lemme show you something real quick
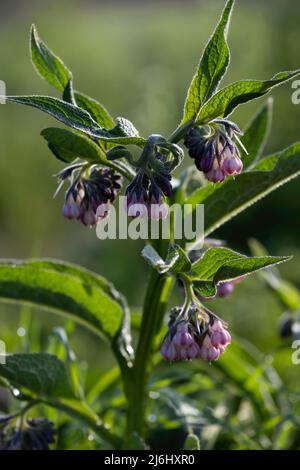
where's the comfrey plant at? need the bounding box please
[0,0,300,450]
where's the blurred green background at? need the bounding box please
[0,0,300,400]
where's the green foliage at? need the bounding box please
[41,127,108,164]
[141,244,191,275]
[197,70,300,123]
[111,117,140,138]
[74,92,115,129]
[186,143,300,241]
[142,245,288,298]
[0,259,125,342]
[182,0,234,123]
[0,353,74,398]
[30,24,72,92]
[183,433,200,450]
[7,96,104,137]
[191,247,289,297]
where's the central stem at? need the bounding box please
[126,267,172,437]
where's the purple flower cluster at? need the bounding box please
[161,313,231,363]
[61,167,122,227]
[125,167,172,220]
[184,119,243,183]
[200,320,231,361]
[0,417,56,450]
[161,322,201,361]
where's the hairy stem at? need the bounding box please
[126,268,173,437]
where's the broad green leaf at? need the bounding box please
[7,96,145,147]
[0,353,74,398]
[185,142,300,243]
[182,0,234,123]
[7,95,106,137]
[242,98,273,169]
[0,259,124,342]
[41,127,108,164]
[190,247,290,297]
[74,91,114,129]
[197,70,300,123]
[30,24,72,92]
[141,244,191,275]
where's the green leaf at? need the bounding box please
[41,127,108,164]
[165,244,192,275]
[102,117,145,147]
[141,244,191,275]
[242,98,273,169]
[30,24,72,92]
[190,247,290,297]
[0,259,125,342]
[197,70,300,123]
[7,95,106,137]
[74,91,114,129]
[0,353,74,398]
[7,96,144,147]
[185,142,300,242]
[111,117,140,138]
[183,433,200,450]
[182,0,234,123]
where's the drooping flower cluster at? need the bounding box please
[161,306,231,363]
[60,165,122,227]
[0,417,56,450]
[125,155,172,220]
[184,119,244,183]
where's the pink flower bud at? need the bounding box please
[187,342,201,359]
[210,320,231,349]
[166,342,179,361]
[205,168,225,183]
[61,202,80,220]
[222,156,243,176]
[160,338,171,360]
[206,346,220,361]
[173,323,194,347]
[81,209,97,227]
[217,281,235,298]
